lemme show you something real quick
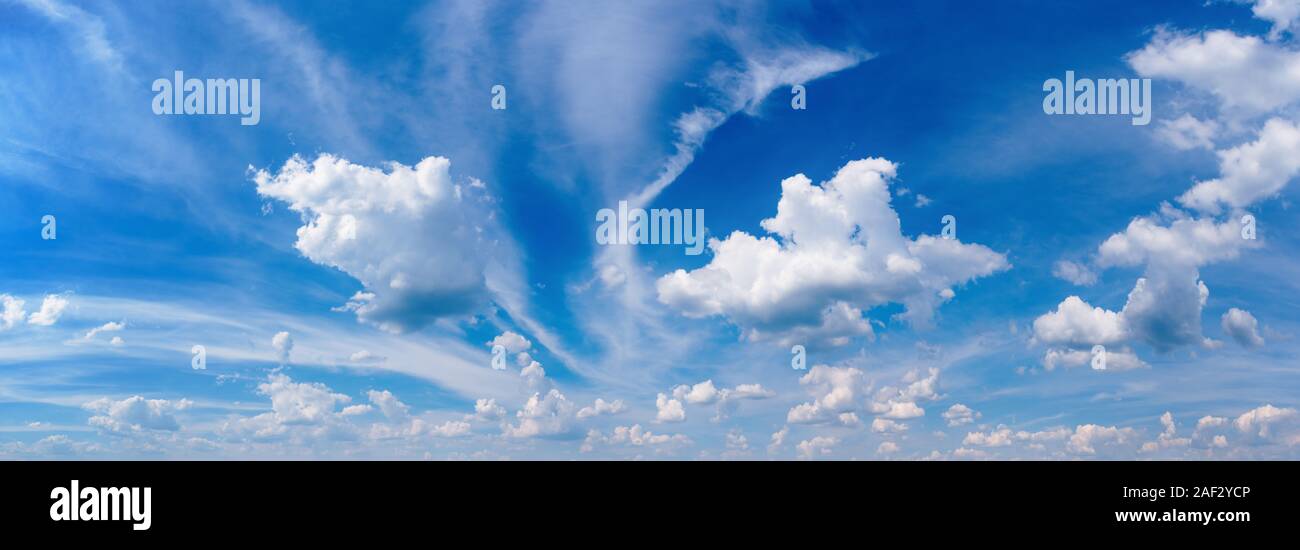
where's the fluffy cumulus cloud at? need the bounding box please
[1067,425,1139,455]
[662,379,775,421]
[1251,0,1300,38]
[657,158,1008,347]
[83,396,192,433]
[1128,29,1300,113]
[27,294,69,326]
[503,389,575,438]
[942,404,980,427]
[1033,296,1129,347]
[1233,404,1299,443]
[582,424,691,453]
[1157,114,1220,151]
[258,373,351,425]
[1221,307,1265,347]
[219,373,364,442]
[488,331,531,354]
[957,424,1135,456]
[796,435,837,459]
[1192,404,1300,450]
[654,392,686,423]
[253,154,505,333]
[1052,260,1097,286]
[787,365,864,424]
[1036,208,1256,364]
[0,294,26,330]
[1143,412,1191,453]
[1177,118,1300,214]
[272,331,294,363]
[576,398,626,419]
[472,398,507,421]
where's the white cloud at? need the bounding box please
[1178,118,1300,213]
[655,392,686,423]
[1250,0,1300,39]
[725,384,776,400]
[657,158,1008,346]
[1067,424,1138,455]
[1128,29,1300,113]
[1143,411,1191,452]
[1221,307,1265,347]
[1,295,26,330]
[672,380,720,404]
[259,373,350,425]
[1052,260,1098,286]
[1234,404,1299,442]
[1156,114,1219,151]
[503,389,575,438]
[1037,211,1255,358]
[871,417,908,433]
[768,426,789,453]
[942,404,981,427]
[786,365,864,424]
[877,400,925,420]
[583,424,691,451]
[83,320,125,341]
[796,435,837,459]
[1033,296,1129,347]
[83,396,192,433]
[253,154,505,333]
[1041,346,1148,371]
[349,350,385,363]
[272,331,294,363]
[1096,215,1245,271]
[366,389,410,422]
[963,426,1014,447]
[472,398,506,421]
[488,331,532,354]
[27,294,68,326]
[576,398,627,419]
[429,420,472,438]
[877,441,900,455]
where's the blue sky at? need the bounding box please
[2,0,1299,459]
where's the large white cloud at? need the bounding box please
[1032,296,1129,347]
[253,154,505,333]
[503,389,575,438]
[1177,118,1300,213]
[83,396,192,433]
[258,372,352,425]
[0,294,25,330]
[27,294,69,326]
[1221,307,1265,347]
[786,365,864,424]
[1251,0,1300,38]
[1036,209,1256,358]
[1128,29,1300,113]
[656,158,1008,346]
